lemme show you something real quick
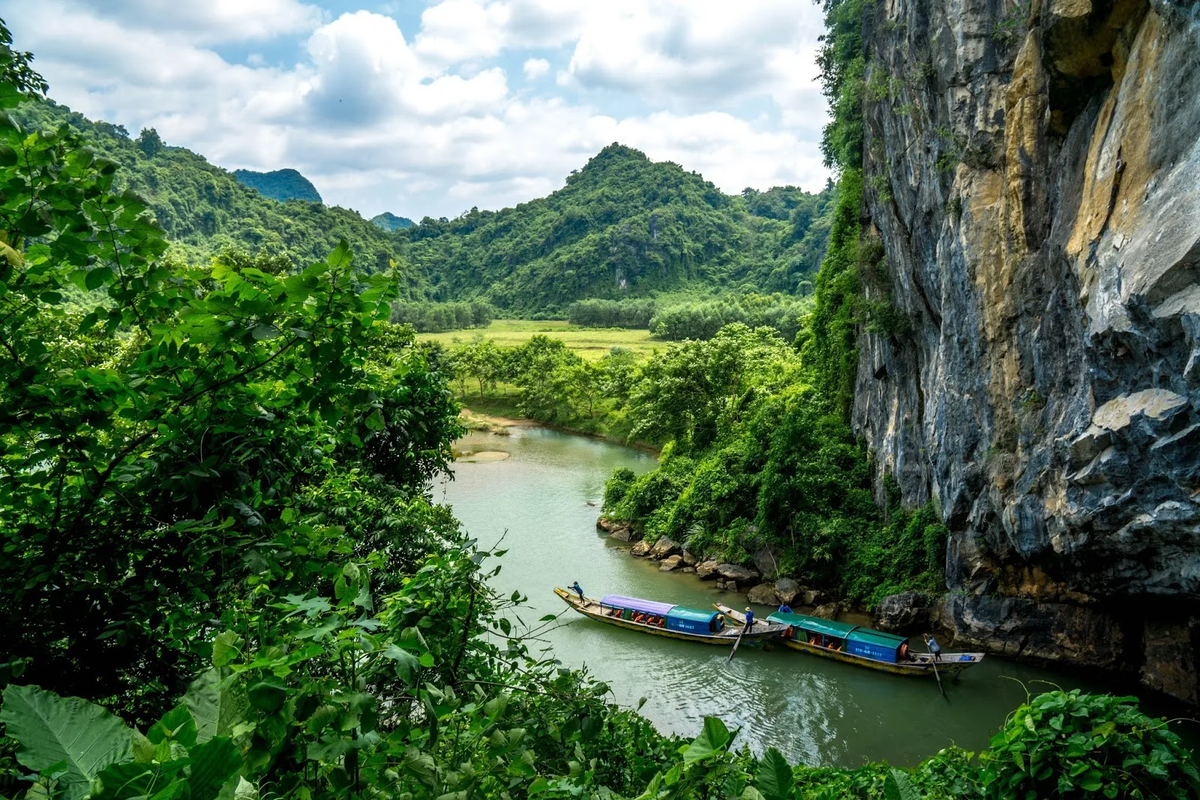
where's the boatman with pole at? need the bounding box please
[570,581,584,600]
[744,606,755,633]
[923,632,942,662]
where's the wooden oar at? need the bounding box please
[930,653,946,697]
[727,621,749,662]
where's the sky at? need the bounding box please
[0,0,831,220]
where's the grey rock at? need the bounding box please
[747,583,780,605]
[752,547,781,580]
[812,603,843,621]
[630,540,651,558]
[610,527,642,543]
[874,592,931,632]
[696,560,721,580]
[659,555,683,572]
[679,566,696,574]
[649,537,681,560]
[681,550,699,566]
[716,563,759,583]
[774,578,801,605]
[854,0,1200,701]
[800,589,823,607]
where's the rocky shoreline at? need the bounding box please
[598,517,850,623]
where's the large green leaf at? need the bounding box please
[188,737,241,800]
[884,768,921,800]
[147,706,197,748]
[682,717,732,765]
[754,747,794,800]
[0,685,135,800]
[93,759,187,800]
[184,669,249,744]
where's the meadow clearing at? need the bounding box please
[418,319,663,361]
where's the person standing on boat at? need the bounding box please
[923,633,942,662]
[570,581,584,600]
[744,606,754,632]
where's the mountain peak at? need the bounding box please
[233,168,322,204]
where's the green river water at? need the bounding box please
[436,426,1196,769]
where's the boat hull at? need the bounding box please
[715,604,983,677]
[555,588,787,645]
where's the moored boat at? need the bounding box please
[716,605,985,678]
[555,588,789,645]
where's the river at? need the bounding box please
[436,425,1196,768]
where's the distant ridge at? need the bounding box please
[233,168,322,204]
[372,212,414,231]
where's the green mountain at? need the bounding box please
[10,100,425,296]
[404,144,833,314]
[372,211,415,231]
[12,102,831,314]
[232,167,322,203]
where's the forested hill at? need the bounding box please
[10,99,427,296]
[12,101,832,313]
[232,167,322,203]
[404,144,833,314]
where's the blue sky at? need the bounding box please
[1,0,831,219]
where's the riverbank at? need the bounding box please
[457,403,661,454]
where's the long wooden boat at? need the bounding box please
[555,588,789,645]
[716,605,985,678]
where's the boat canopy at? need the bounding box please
[666,606,720,634]
[768,611,908,662]
[768,612,857,639]
[601,595,674,616]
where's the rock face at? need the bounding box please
[747,584,780,605]
[857,0,1200,700]
[596,517,640,542]
[812,603,843,621]
[630,540,651,558]
[696,560,721,580]
[716,563,759,583]
[875,592,931,633]
[659,555,683,572]
[775,579,802,605]
[649,537,681,560]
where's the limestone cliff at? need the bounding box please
[855,0,1200,701]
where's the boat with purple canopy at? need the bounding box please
[554,587,788,645]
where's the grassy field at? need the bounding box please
[418,319,664,361]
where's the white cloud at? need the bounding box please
[523,58,550,80]
[0,0,831,220]
[73,0,324,43]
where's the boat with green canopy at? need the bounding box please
[716,604,984,677]
[555,588,788,645]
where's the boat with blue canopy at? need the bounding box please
[716,604,984,677]
[555,588,788,644]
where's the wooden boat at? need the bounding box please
[716,605,985,678]
[555,588,789,645]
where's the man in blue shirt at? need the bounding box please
[744,606,755,633]
[923,633,942,662]
[570,581,584,600]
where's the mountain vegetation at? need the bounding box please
[2,12,1197,800]
[9,100,424,295]
[232,168,323,203]
[371,211,415,231]
[404,144,834,314]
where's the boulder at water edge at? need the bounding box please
[716,563,759,583]
[630,540,651,557]
[649,537,681,559]
[874,592,930,632]
[659,555,683,572]
[774,578,801,605]
[812,602,843,620]
[681,550,698,566]
[696,560,721,579]
[747,583,780,605]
